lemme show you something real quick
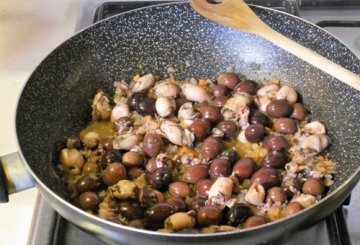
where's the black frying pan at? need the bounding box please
[2,2,359,244]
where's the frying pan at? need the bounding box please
[0,2,359,244]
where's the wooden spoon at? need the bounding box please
[190,0,360,91]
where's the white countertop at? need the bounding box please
[0,1,80,244]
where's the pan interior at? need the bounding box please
[16,3,359,201]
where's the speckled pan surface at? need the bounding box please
[17,1,358,218]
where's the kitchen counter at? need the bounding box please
[0,1,80,244]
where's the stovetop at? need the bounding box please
[28,1,360,244]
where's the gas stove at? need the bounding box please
[28,1,360,244]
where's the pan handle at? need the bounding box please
[0,152,35,203]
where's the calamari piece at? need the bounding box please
[132,73,156,93]
[207,177,234,207]
[276,85,298,104]
[113,133,142,150]
[178,102,198,120]
[153,81,180,98]
[301,134,330,153]
[181,83,211,102]
[155,97,176,118]
[245,183,265,205]
[160,120,194,147]
[223,93,252,116]
[303,121,326,135]
[256,83,279,98]
[111,102,130,122]
[92,91,112,120]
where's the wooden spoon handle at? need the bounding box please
[256,26,360,91]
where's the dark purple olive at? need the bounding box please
[82,162,99,175]
[226,203,252,226]
[113,116,133,131]
[201,136,222,159]
[250,167,281,190]
[128,93,146,110]
[199,105,222,124]
[191,196,207,211]
[291,103,308,121]
[282,178,303,199]
[245,124,266,143]
[266,187,287,203]
[188,119,212,140]
[232,157,256,181]
[102,163,127,186]
[217,72,240,89]
[212,85,228,97]
[139,186,159,208]
[273,118,298,134]
[262,135,289,151]
[137,97,156,115]
[169,182,190,199]
[196,179,214,197]
[261,151,288,169]
[101,149,122,169]
[143,134,163,157]
[266,99,293,118]
[76,176,101,194]
[197,205,223,226]
[145,158,158,173]
[212,96,228,107]
[302,178,324,196]
[209,157,231,180]
[216,120,239,139]
[233,80,258,95]
[183,164,209,184]
[176,98,191,108]
[149,167,172,191]
[144,203,176,229]
[249,110,269,127]
[244,215,266,228]
[79,192,99,210]
[283,202,303,217]
[119,201,144,220]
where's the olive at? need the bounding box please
[183,164,209,184]
[220,149,239,165]
[233,80,258,95]
[191,196,207,211]
[212,85,228,97]
[139,186,159,207]
[266,187,287,203]
[188,119,211,140]
[137,97,156,115]
[245,124,266,143]
[266,99,293,118]
[128,92,146,110]
[209,157,231,180]
[122,151,144,168]
[217,72,240,89]
[261,151,288,169]
[212,96,228,107]
[262,135,289,151]
[232,157,256,181]
[225,203,252,226]
[76,175,101,194]
[282,178,303,199]
[302,178,324,196]
[128,167,145,180]
[199,105,222,124]
[196,179,214,197]
[166,197,187,211]
[250,167,281,190]
[249,110,269,127]
[175,98,190,108]
[197,205,223,226]
[82,162,99,175]
[101,149,122,169]
[143,134,163,157]
[114,116,133,131]
[283,202,303,217]
[149,167,172,191]
[99,137,114,150]
[144,203,176,229]
[201,136,222,159]
[79,192,99,210]
[145,158,158,173]
[244,215,266,228]
[103,162,127,186]
[216,120,239,139]
[169,182,190,199]
[291,103,308,121]
[119,201,144,220]
[273,118,297,134]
